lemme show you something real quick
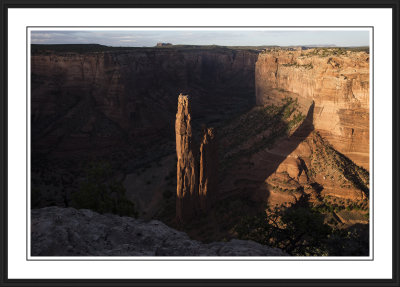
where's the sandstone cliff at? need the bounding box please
[31,45,257,210]
[217,86,369,229]
[31,206,288,256]
[255,48,369,170]
[31,46,258,160]
[30,45,370,245]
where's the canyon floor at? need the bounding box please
[30,45,370,256]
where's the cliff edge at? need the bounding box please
[255,48,369,170]
[31,206,288,256]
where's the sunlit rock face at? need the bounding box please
[255,49,370,170]
[175,95,219,222]
[175,94,199,223]
[199,127,218,211]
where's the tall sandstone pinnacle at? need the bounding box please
[175,94,199,223]
[199,127,218,211]
[175,94,218,223]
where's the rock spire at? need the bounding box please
[199,127,218,211]
[175,94,199,223]
[175,94,218,223]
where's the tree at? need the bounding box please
[234,198,369,256]
[72,161,138,217]
[235,203,331,256]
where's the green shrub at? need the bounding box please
[235,204,332,256]
[72,161,138,217]
[235,198,369,256]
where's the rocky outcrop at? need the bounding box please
[255,48,369,170]
[199,127,218,211]
[175,95,219,222]
[175,94,199,223]
[265,131,369,208]
[31,206,288,256]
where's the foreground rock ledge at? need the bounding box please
[31,207,288,256]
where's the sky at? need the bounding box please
[31,30,370,47]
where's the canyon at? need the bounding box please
[31,45,257,160]
[31,44,370,256]
[31,45,258,210]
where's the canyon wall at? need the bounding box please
[31,46,258,162]
[255,49,370,170]
[31,45,370,223]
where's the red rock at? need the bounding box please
[199,127,218,211]
[175,94,199,223]
[175,95,219,221]
[255,49,369,170]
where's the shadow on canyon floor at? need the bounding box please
[263,100,315,178]
[177,101,316,242]
[234,193,369,256]
[219,100,315,202]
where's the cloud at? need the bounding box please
[30,30,370,47]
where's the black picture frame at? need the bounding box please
[1,0,399,286]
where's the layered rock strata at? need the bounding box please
[255,49,370,170]
[31,46,258,159]
[31,45,256,211]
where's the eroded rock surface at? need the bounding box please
[199,127,218,211]
[175,94,199,222]
[255,49,369,169]
[31,206,288,256]
[31,46,258,160]
[175,95,219,222]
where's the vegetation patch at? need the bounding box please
[72,161,138,218]
[309,132,369,196]
[282,62,314,69]
[220,97,306,170]
[234,199,369,256]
